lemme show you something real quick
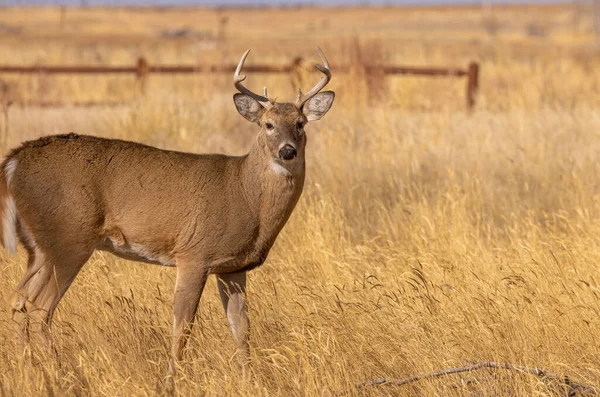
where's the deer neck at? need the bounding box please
[240,136,305,215]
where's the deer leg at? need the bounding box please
[217,271,250,371]
[11,248,38,343]
[12,245,91,349]
[168,264,208,377]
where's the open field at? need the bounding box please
[1,3,600,396]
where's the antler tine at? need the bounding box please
[234,49,272,109]
[296,46,332,108]
[263,86,275,104]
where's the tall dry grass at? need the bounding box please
[0,4,599,396]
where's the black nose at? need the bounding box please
[279,144,297,161]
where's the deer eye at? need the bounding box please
[265,122,274,130]
[296,121,304,130]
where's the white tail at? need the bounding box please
[1,159,18,255]
[2,48,335,377]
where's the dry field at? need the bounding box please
[0,3,600,396]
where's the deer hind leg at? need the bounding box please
[217,271,250,372]
[11,246,38,343]
[11,239,91,348]
[168,263,209,377]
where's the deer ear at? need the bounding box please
[234,93,265,123]
[302,91,335,122]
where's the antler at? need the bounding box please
[296,47,332,108]
[234,49,273,109]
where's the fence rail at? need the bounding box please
[0,57,480,109]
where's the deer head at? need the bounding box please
[233,47,335,175]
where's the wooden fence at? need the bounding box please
[0,57,480,109]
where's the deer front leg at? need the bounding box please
[168,264,208,377]
[217,271,250,371]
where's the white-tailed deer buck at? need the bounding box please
[0,48,334,374]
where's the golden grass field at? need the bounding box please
[1,3,600,396]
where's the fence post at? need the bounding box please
[290,56,303,93]
[466,61,479,110]
[136,57,149,95]
[1,100,12,149]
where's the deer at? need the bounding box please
[0,48,334,375]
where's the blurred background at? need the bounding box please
[1,1,600,396]
[0,0,599,116]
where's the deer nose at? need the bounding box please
[279,144,297,161]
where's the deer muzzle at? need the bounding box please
[278,144,297,161]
